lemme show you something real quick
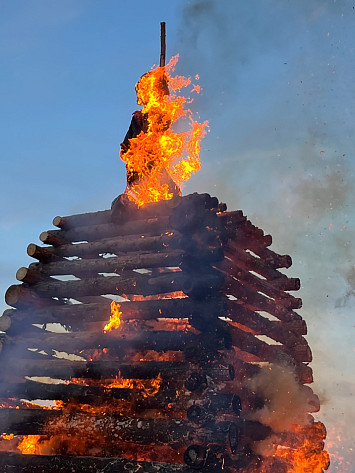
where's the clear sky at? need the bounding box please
[0,1,354,471]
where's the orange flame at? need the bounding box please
[121,55,208,207]
[275,439,330,473]
[107,372,162,398]
[17,435,41,455]
[103,301,122,333]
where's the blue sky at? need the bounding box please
[0,1,354,470]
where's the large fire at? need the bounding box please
[0,40,332,473]
[120,55,208,207]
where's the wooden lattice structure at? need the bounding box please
[0,193,328,473]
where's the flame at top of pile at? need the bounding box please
[120,55,208,207]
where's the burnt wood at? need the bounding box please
[0,453,195,473]
[3,330,230,354]
[0,408,243,448]
[0,380,133,402]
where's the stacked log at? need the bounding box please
[0,192,328,473]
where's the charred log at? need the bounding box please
[0,409,245,449]
[0,380,133,402]
[0,453,194,473]
[3,330,230,355]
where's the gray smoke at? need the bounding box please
[175,1,355,471]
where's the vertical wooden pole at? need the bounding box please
[160,22,166,67]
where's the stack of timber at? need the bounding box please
[0,193,328,473]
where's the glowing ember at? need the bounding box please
[103,301,122,333]
[1,434,14,440]
[121,55,208,207]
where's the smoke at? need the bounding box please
[245,363,317,433]
[175,1,355,470]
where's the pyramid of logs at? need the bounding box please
[0,192,328,473]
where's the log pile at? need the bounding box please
[0,193,329,473]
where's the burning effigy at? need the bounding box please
[0,23,329,473]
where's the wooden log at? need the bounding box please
[218,210,246,227]
[52,194,217,231]
[53,209,111,229]
[227,300,306,347]
[50,216,171,243]
[277,421,327,448]
[0,360,233,385]
[29,250,186,277]
[271,277,301,291]
[169,207,220,233]
[3,297,221,327]
[4,330,229,355]
[225,322,282,362]
[27,243,58,263]
[147,270,224,298]
[223,276,302,323]
[226,318,311,363]
[296,363,313,384]
[0,359,192,380]
[217,258,302,309]
[4,285,64,309]
[5,297,226,334]
[39,231,67,247]
[25,270,223,300]
[16,267,46,284]
[225,243,286,281]
[0,453,192,473]
[275,319,307,335]
[29,233,183,262]
[0,408,238,448]
[0,315,46,337]
[232,231,273,250]
[0,380,133,402]
[250,245,292,269]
